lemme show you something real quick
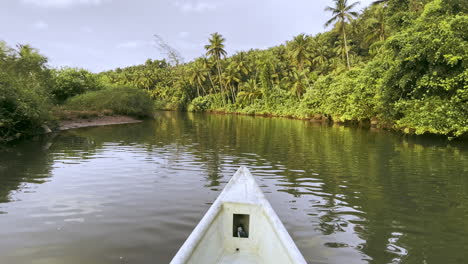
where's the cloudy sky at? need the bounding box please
[1,0,372,72]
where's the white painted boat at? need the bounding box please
[171,166,307,264]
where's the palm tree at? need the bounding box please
[199,57,217,94]
[287,34,314,96]
[371,0,388,6]
[365,5,387,43]
[324,0,360,69]
[333,38,351,65]
[205,32,227,105]
[258,58,275,97]
[312,45,329,68]
[237,79,262,107]
[289,68,308,99]
[189,60,208,97]
[288,34,311,72]
[223,65,241,102]
[136,70,153,91]
[272,45,288,62]
[231,51,250,79]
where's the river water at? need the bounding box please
[0,112,467,264]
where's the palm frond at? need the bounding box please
[325,15,339,27]
[371,0,388,6]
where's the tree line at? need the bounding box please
[102,0,467,137]
[0,45,153,143]
[1,0,466,143]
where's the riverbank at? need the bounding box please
[196,109,466,140]
[58,115,142,131]
[204,108,390,128]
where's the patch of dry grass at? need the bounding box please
[53,107,114,120]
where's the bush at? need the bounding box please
[188,96,212,112]
[65,86,154,118]
[0,84,52,142]
[51,67,104,103]
[395,96,468,136]
[153,99,168,110]
[0,43,53,143]
[308,62,382,122]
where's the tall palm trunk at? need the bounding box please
[342,26,351,70]
[380,23,386,41]
[207,72,217,95]
[197,79,206,96]
[229,83,236,103]
[216,60,226,105]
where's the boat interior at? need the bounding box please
[185,202,296,264]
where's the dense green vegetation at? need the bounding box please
[65,86,154,118]
[0,44,53,142]
[1,0,466,143]
[51,67,104,103]
[0,44,154,143]
[101,0,467,138]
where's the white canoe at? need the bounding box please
[170,166,307,264]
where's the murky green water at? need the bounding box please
[0,112,467,264]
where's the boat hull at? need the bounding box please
[170,167,307,264]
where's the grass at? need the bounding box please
[64,86,154,118]
[53,108,114,120]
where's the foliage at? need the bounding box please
[0,43,53,142]
[2,0,461,142]
[205,33,229,105]
[57,0,464,138]
[64,86,154,118]
[395,96,468,136]
[380,0,468,135]
[97,0,466,139]
[324,0,360,69]
[51,67,104,103]
[188,96,212,112]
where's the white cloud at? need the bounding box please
[32,21,48,30]
[174,1,217,13]
[22,0,111,8]
[116,40,151,49]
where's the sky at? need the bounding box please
[1,0,373,72]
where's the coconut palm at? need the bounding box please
[289,68,309,99]
[189,60,208,97]
[205,33,227,105]
[231,51,250,78]
[312,45,329,68]
[288,34,311,72]
[365,5,387,43]
[371,0,388,6]
[333,38,351,64]
[237,79,262,107]
[325,0,360,69]
[136,70,153,91]
[200,57,217,94]
[223,65,241,102]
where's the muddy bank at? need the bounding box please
[59,115,142,131]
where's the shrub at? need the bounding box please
[0,84,52,142]
[65,86,154,118]
[153,99,168,110]
[188,96,212,112]
[0,43,53,143]
[395,96,468,136]
[51,67,104,103]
